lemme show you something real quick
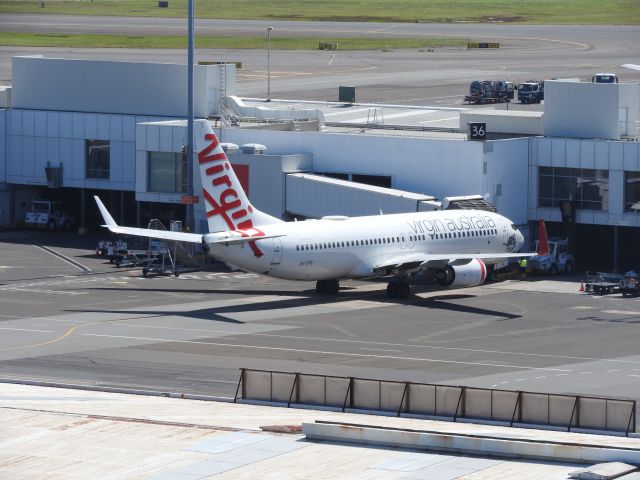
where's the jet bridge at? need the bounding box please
[285,172,439,218]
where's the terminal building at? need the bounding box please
[0,56,639,270]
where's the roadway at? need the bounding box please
[2,230,640,406]
[0,16,639,103]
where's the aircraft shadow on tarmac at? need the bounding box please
[73,286,520,321]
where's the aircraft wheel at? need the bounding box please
[326,279,339,295]
[142,268,148,276]
[396,282,412,299]
[386,282,398,298]
[316,280,327,294]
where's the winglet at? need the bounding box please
[94,196,118,228]
[537,218,549,256]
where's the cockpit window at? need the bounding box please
[511,224,518,231]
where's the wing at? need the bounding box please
[95,196,203,243]
[375,252,536,272]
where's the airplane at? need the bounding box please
[94,119,533,299]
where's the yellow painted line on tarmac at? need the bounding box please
[0,323,84,351]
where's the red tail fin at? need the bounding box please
[538,219,549,255]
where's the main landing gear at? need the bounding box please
[386,277,413,299]
[316,279,339,295]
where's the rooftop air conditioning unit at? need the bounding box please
[221,143,239,154]
[240,143,267,154]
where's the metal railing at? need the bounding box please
[234,368,636,436]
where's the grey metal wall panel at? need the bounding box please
[85,113,98,139]
[110,115,122,141]
[10,110,21,135]
[34,111,46,137]
[147,125,160,151]
[22,137,34,177]
[123,116,136,142]
[110,141,123,182]
[12,56,225,118]
[59,112,72,138]
[60,138,72,175]
[624,142,640,170]
[611,142,624,170]
[98,114,110,139]
[22,110,34,136]
[159,126,173,152]
[8,136,20,177]
[72,113,83,139]
[566,139,581,168]
[545,81,620,139]
[46,138,59,165]
[581,140,596,169]
[47,112,59,138]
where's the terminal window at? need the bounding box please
[624,171,640,212]
[538,167,608,210]
[148,151,187,193]
[86,140,110,179]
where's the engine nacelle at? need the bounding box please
[435,259,487,288]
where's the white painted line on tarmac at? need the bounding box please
[0,327,54,333]
[324,107,372,117]
[359,348,401,353]
[601,310,640,315]
[34,245,91,273]
[418,116,459,124]
[81,333,573,372]
[348,109,436,123]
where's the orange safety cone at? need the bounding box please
[579,281,585,292]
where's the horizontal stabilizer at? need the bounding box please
[94,196,203,244]
[105,225,203,243]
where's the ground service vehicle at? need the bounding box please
[528,219,574,275]
[529,238,574,274]
[584,271,623,295]
[24,200,74,231]
[620,271,640,297]
[592,73,618,83]
[518,81,544,104]
[463,80,511,104]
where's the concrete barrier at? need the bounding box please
[302,421,640,465]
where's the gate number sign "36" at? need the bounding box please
[468,122,486,141]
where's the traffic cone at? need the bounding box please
[579,281,585,292]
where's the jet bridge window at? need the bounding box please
[539,166,608,210]
[86,140,110,179]
[148,151,188,193]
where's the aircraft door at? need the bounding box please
[271,238,283,265]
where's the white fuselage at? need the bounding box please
[206,209,524,281]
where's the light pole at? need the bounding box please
[186,0,195,232]
[267,26,273,102]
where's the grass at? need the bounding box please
[1,0,638,24]
[0,32,470,50]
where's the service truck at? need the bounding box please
[24,200,74,231]
[517,81,544,104]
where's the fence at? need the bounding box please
[234,368,636,436]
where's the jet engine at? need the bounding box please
[435,259,487,288]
